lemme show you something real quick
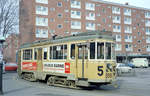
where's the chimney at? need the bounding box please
[125,2,129,5]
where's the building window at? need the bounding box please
[124,8,131,16]
[86,12,95,20]
[112,16,121,23]
[36,5,48,15]
[71,10,81,19]
[125,35,132,42]
[50,8,55,11]
[124,26,132,33]
[146,45,150,52]
[138,49,141,52]
[112,6,120,14]
[146,27,150,35]
[57,2,62,7]
[50,18,55,22]
[71,0,81,9]
[85,3,95,11]
[145,12,150,18]
[124,17,132,24]
[36,0,48,4]
[57,24,63,28]
[36,28,48,38]
[146,36,150,43]
[58,13,63,18]
[113,25,121,32]
[145,20,150,27]
[116,34,121,42]
[125,44,133,51]
[86,22,95,30]
[36,17,48,26]
[71,21,81,29]
[115,44,122,51]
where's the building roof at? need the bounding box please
[93,0,150,11]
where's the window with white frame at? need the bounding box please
[124,17,132,24]
[86,12,95,20]
[71,0,81,9]
[36,28,48,38]
[125,44,133,51]
[36,17,48,26]
[85,3,95,11]
[124,26,132,33]
[112,6,120,14]
[35,0,48,4]
[71,10,81,19]
[145,20,150,27]
[71,21,81,29]
[116,34,121,42]
[86,22,95,30]
[146,36,150,43]
[124,8,131,16]
[36,5,48,15]
[146,45,150,52]
[115,44,122,51]
[146,27,150,35]
[113,25,121,32]
[112,16,121,23]
[145,12,150,18]
[125,35,132,42]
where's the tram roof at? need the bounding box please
[20,31,114,49]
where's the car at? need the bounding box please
[5,63,18,71]
[116,63,132,73]
[126,63,135,68]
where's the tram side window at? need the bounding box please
[49,46,53,59]
[97,42,104,59]
[34,48,37,60]
[106,43,111,59]
[90,42,95,59]
[50,45,67,59]
[23,49,32,60]
[70,44,75,59]
[64,45,67,59]
[43,48,48,60]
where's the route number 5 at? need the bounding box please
[98,66,103,76]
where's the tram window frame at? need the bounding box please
[111,43,116,60]
[90,42,95,59]
[43,47,48,60]
[70,44,75,59]
[50,44,67,60]
[97,42,104,59]
[23,49,32,60]
[105,43,111,59]
[34,48,38,60]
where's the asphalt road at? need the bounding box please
[1,68,150,96]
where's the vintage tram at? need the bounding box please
[17,31,116,88]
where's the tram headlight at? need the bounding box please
[107,63,112,71]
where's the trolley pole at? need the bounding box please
[0,61,3,95]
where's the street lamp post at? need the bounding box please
[0,37,5,95]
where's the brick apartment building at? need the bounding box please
[3,34,19,63]
[19,0,150,62]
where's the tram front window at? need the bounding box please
[97,42,104,59]
[106,43,111,59]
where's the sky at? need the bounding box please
[103,0,150,9]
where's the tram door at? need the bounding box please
[37,48,43,72]
[77,44,88,79]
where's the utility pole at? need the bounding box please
[0,37,5,95]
